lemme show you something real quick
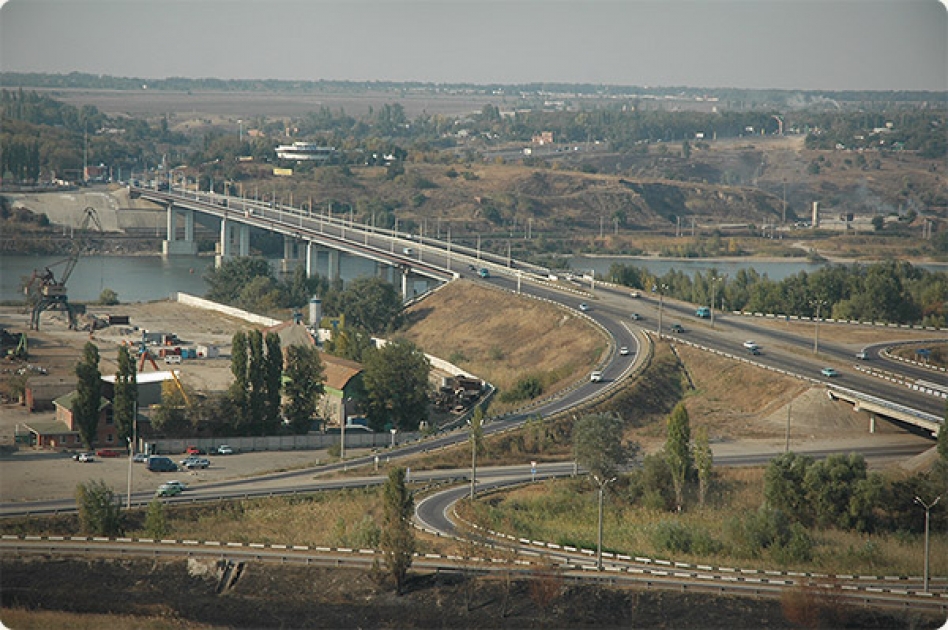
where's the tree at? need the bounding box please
[72,342,102,449]
[263,332,283,433]
[205,257,273,304]
[112,345,138,446]
[665,403,693,512]
[283,345,326,434]
[75,480,124,536]
[339,276,404,334]
[144,499,170,538]
[380,467,415,594]
[362,340,430,432]
[229,331,248,422]
[693,426,713,507]
[871,215,885,231]
[572,413,636,481]
[764,452,813,523]
[247,329,266,432]
[97,288,119,305]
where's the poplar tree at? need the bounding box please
[229,331,248,417]
[73,342,102,449]
[263,332,283,433]
[380,467,415,594]
[113,345,138,445]
[665,403,693,512]
[247,329,265,432]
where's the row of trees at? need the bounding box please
[609,260,948,327]
[204,260,405,334]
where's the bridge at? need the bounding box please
[130,185,549,299]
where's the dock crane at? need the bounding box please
[25,206,103,330]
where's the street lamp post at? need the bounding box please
[390,428,397,448]
[810,299,828,355]
[915,495,941,592]
[653,283,668,338]
[710,276,724,329]
[593,474,617,571]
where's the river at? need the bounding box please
[2,253,944,304]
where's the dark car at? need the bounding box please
[146,456,178,472]
[669,324,685,333]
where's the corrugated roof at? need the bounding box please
[266,321,316,348]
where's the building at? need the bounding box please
[23,391,113,449]
[275,142,335,162]
[319,355,365,430]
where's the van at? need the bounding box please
[164,355,182,365]
[146,456,178,472]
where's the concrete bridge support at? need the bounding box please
[162,204,198,255]
[281,236,303,273]
[401,267,410,300]
[327,250,340,282]
[215,218,250,268]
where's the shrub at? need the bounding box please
[144,499,170,538]
[75,480,124,537]
[499,375,544,403]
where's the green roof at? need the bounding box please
[53,391,111,412]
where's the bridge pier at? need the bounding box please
[281,236,303,273]
[869,413,876,434]
[215,218,250,268]
[327,250,340,282]
[162,204,197,256]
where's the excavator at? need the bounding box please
[137,336,191,406]
[25,206,103,330]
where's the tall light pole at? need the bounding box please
[654,283,669,337]
[710,276,723,329]
[468,411,483,501]
[915,495,941,592]
[593,474,617,571]
[810,299,828,355]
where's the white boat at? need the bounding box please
[275,142,335,161]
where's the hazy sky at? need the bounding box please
[1,0,945,91]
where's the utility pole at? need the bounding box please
[915,495,941,592]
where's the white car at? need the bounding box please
[619,346,630,356]
[743,340,759,351]
[164,480,188,492]
[217,445,235,455]
[590,370,603,382]
[579,303,590,312]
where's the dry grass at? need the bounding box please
[462,468,948,578]
[399,280,606,407]
[0,608,219,630]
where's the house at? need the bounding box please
[23,391,113,448]
[318,355,365,430]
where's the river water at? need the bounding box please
[2,253,944,304]
[0,252,381,303]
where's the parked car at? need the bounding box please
[155,482,183,497]
[146,456,178,472]
[75,452,95,463]
[180,456,210,469]
[95,448,122,458]
[132,452,149,463]
[185,446,203,456]
[821,367,840,378]
[216,445,235,455]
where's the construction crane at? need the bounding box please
[137,336,191,406]
[25,207,104,330]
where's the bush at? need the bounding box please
[75,480,124,537]
[499,375,544,403]
[144,499,169,538]
[97,288,119,305]
[650,520,720,555]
